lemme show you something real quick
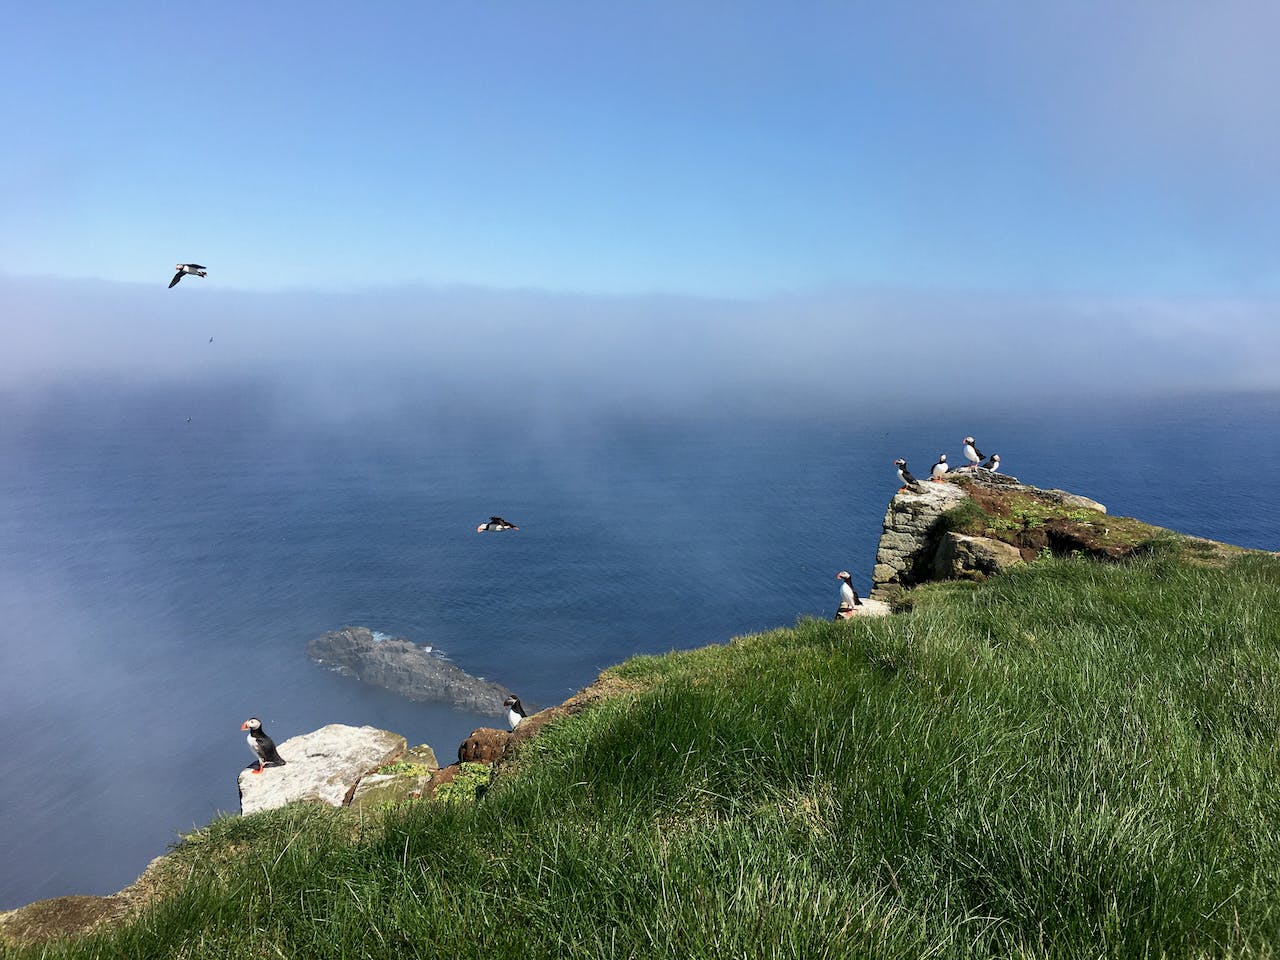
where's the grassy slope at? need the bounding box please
[15,552,1280,959]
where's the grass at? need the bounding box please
[10,552,1280,959]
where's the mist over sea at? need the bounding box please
[1,379,1277,909]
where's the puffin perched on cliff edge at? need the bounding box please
[241,717,286,774]
[893,458,920,493]
[931,454,949,480]
[504,695,528,730]
[962,437,985,469]
[836,571,864,608]
[477,516,519,532]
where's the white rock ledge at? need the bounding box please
[237,724,407,815]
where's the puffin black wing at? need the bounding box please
[188,264,206,270]
[973,443,986,460]
[253,732,285,766]
[169,271,184,288]
[901,466,919,484]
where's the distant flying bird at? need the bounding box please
[893,458,920,492]
[477,516,519,533]
[209,337,214,343]
[169,263,207,288]
[931,454,949,480]
[836,571,863,607]
[241,717,286,774]
[962,437,985,469]
[981,453,1001,473]
[504,695,528,730]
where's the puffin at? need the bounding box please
[241,717,286,774]
[893,458,920,492]
[836,571,863,607]
[931,454,949,481]
[981,453,1001,473]
[503,694,528,730]
[477,516,519,533]
[169,264,207,288]
[962,437,985,469]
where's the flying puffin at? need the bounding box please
[981,453,1001,473]
[168,264,207,288]
[503,694,528,730]
[241,717,286,774]
[836,571,863,607]
[893,458,920,492]
[962,437,985,469]
[477,516,519,533]
[931,454,949,480]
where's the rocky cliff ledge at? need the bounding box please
[308,627,510,715]
[870,469,1247,600]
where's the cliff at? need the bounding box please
[5,481,1273,954]
[870,468,1243,600]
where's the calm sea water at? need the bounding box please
[1,382,1277,909]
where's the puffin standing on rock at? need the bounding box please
[477,516,519,533]
[504,695,528,730]
[931,454,949,481]
[981,453,1001,472]
[836,571,863,608]
[241,718,286,774]
[962,437,985,469]
[893,458,921,493]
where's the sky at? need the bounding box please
[1,2,1278,397]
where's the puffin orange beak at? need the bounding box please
[240,722,249,730]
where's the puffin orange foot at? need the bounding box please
[252,767,264,775]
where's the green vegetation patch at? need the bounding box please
[374,761,434,777]
[17,552,1280,959]
[940,486,1183,561]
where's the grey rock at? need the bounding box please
[871,482,970,599]
[933,533,1026,580]
[308,627,510,714]
[237,724,406,815]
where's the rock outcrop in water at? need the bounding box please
[307,626,511,715]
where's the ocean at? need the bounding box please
[1,381,1277,910]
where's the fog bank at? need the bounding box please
[3,275,1276,420]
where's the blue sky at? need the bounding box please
[3,2,1278,297]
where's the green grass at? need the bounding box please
[14,552,1280,959]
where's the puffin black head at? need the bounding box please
[963,436,975,445]
[893,458,906,467]
[241,717,262,733]
[836,571,851,582]
[503,694,526,716]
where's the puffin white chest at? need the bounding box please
[507,708,524,730]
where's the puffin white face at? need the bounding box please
[938,454,947,462]
[893,458,905,467]
[242,717,261,731]
[963,437,974,445]
[503,695,519,709]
